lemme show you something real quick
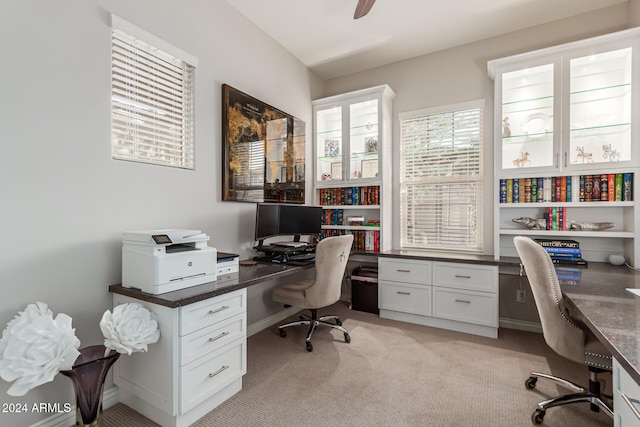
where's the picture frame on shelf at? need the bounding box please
[324,139,340,157]
[331,162,342,180]
[361,159,378,178]
[365,136,378,153]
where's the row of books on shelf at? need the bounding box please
[542,207,568,231]
[499,173,633,203]
[533,238,587,267]
[322,209,381,226]
[321,229,380,253]
[318,186,380,206]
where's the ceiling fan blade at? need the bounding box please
[354,0,376,19]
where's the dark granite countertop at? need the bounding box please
[380,249,506,266]
[558,262,640,384]
[109,261,313,308]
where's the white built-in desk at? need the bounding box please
[109,262,312,427]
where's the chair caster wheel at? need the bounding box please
[525,376,537,390]
[306,342,313,352]
[279,329,286,338]
[344,333,351,343]
[532,409,545,424]
[336,319,342,326]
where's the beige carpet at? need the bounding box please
[105,301,612,427]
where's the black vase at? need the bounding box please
[60,345,120,426]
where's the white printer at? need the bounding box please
[122,229,217,294]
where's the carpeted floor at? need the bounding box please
[104,301,613,427]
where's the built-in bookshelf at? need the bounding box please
[489,28,640,266]
[313,85,394,254]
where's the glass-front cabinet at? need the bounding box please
[491,30,639,176]
[488,28,640,267]
[314,88,391,184]
[568,47,632,167]
[312,85,395,253]
[500,62,558,172]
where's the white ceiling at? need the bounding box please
[224,0,627,80]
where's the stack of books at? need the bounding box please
[534,239,587,267]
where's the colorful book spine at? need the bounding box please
[624,173,633,201]
[600,174,608,201]
[615,174,623,201]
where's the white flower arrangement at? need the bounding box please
[0,302,159,396]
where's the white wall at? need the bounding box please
[0,0,322,425]
[323,4,630,254]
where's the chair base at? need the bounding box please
[278,308,351,352]
[525,370,613,424]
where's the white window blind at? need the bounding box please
[110,14,197,169]
[399,102,483,252]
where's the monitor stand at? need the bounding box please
[271,241,308,248]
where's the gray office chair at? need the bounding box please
[272,234,354,352]
[513,236,613,424]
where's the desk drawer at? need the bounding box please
[432,287,497,327]
[379,281,431,316]
[180,338,246,413]
[433,262,497,293]
[379,258,431,285]
[614,358,640,426]
[180,289,246,336]
[180,313,245,366]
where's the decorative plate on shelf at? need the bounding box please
[521,113,551,138]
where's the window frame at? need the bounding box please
[398,100,484,253]
[110,14,198,169]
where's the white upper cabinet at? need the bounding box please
[489,28,640,177]
[313,85,395,185]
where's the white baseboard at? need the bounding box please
[499,317,542,333]
[247,306,301,337]
[30,385,119,427]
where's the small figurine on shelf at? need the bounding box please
[502,117,511,137]
[513,152,531,168]
[575,146,594,163]
[321,173,331,181]
[512,217,546,230]
[602,144,620,161]
[568,220,615,231]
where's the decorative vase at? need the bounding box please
[60,345,120,427]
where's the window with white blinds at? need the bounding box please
[399,101,483,252]
[110,14,197,169]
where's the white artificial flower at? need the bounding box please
[100,303,160,355]
[0,302,80,396]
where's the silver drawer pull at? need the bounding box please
[397,291,411,295]
[208,365,230,378]
[455,299,471,304]
[208,331,229,342]
[455,275,471,279]
[208,305,229,315]
[396,269,411,273]
[621,392,640,421]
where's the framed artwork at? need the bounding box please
[331,162,342,180]
[361,159,378,178]
[324,139,341,157]
[222,84,305,203]
[365,136,378,153]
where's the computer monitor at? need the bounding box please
[254,203,322,247]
